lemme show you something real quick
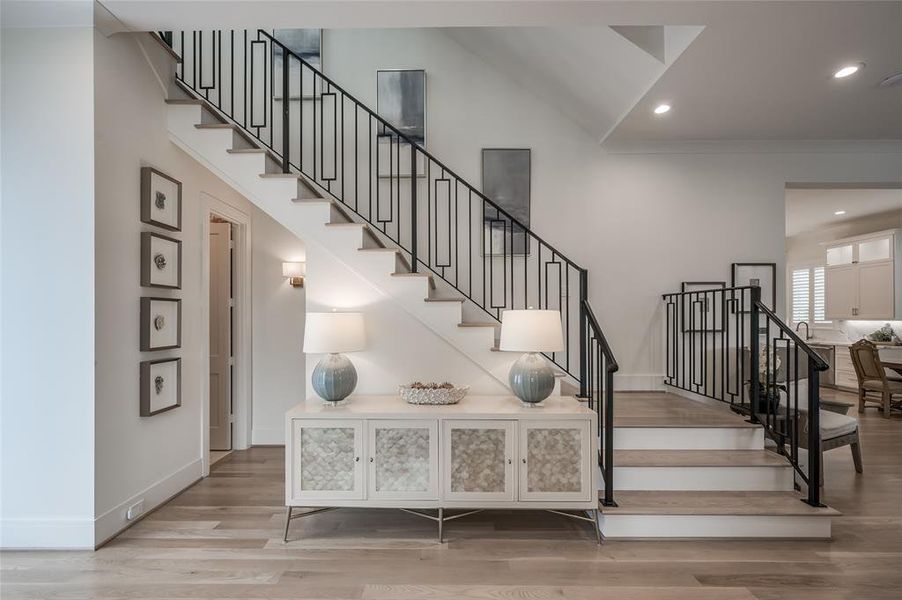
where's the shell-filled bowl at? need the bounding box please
[400,383,470,405]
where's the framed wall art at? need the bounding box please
[482,148,531,256]
[140,357,181,416]
[680,281,726,332]
[731,262,777,312]
[140,167,182,231]
[140,297,182,351]
[377,69,426,146]
[141,231,182,289]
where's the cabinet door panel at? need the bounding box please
[368,420,438,500]
[858,262,894,319]
[825,265,857,319]
[443,420,516,501]
[291,419,364,501]
[519,420,592,502]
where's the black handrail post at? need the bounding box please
[281,46,290,174]
[807,369,823,506]
[410,148,418,272]
[602,366,616,507]
[748,286,761,424]
[579,270,588,398]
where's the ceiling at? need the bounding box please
[785,188,902,238]
[5,1,901,143]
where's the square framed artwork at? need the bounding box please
[141,231,182,289]
[376,69,426,146]
[731,262,777,312]
[140,357,181,416]
[140,297,182,351]
[140,167,182,231]
[680,281,726,332]
[482,148,531,256]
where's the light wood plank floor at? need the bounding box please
[3,391,900,600]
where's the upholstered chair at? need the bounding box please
[849,340,902,418]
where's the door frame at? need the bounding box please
[201,192,252,476]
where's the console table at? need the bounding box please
[284,395,599,543]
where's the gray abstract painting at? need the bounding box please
[377,70,426,146]
[483,148,531,255]
[274,29,322,68]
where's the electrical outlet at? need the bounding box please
[126,500,145,521]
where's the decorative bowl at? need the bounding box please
[400,383,470,405]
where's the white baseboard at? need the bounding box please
[1,517,94,550]
[252,427,286,446]
[93,458,203,547]
[614,373,665,392]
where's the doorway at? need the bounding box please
[209,216,235,454]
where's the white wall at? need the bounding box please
[322,28,902,389]
[1,26,97,549]
[93,30,305,545]
[305,244,509,396]
[251,212,306,444]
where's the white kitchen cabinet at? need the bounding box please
[824,230,901,320]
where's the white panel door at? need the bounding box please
[209,221,232,450]
[519,420,592,502]
[825,265,857,320]
[858,261,894,319]
[290,419,365,501]
[367,419,439,501]
[442,420,516,502]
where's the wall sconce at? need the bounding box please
[282,262,305,288]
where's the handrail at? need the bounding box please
[583,300,619,373]
[754,300,830,371]
[254,30,583,272]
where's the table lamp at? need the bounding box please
[499,309,564,406]
[304,311,365,403]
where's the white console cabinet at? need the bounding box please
[285,396,598,541]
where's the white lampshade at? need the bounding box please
[282,262,306,278]
[304,312,365,353]
[499,309,564,352]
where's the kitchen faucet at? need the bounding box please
[795,321,811,341]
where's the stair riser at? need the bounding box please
[614,427,764,450]
[600,515,831,539]
[614,466,795,491]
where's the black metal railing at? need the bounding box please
[581,291,618,507]
[662,285,828,506]
[166,29,586,376]
[160,30,618,502]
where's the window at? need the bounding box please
[790,265,831,326]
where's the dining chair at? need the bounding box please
[849,340,902,418]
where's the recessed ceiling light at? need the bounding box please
[834,210,847,216]
[833,63,864,79]
[654,104,671,115]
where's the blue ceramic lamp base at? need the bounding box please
[508,352,555,407]
[311,353,358,403]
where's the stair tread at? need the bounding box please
[425,297,465,303]
[226,148,267,154]
[458,322,498,328]
[615,450,791,468]
[166,98,203,105]
[613,396,761,429]
[260,173,302,179]
[601,491,839,517]
[195,123,235,129]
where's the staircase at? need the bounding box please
[152,31,836,539]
